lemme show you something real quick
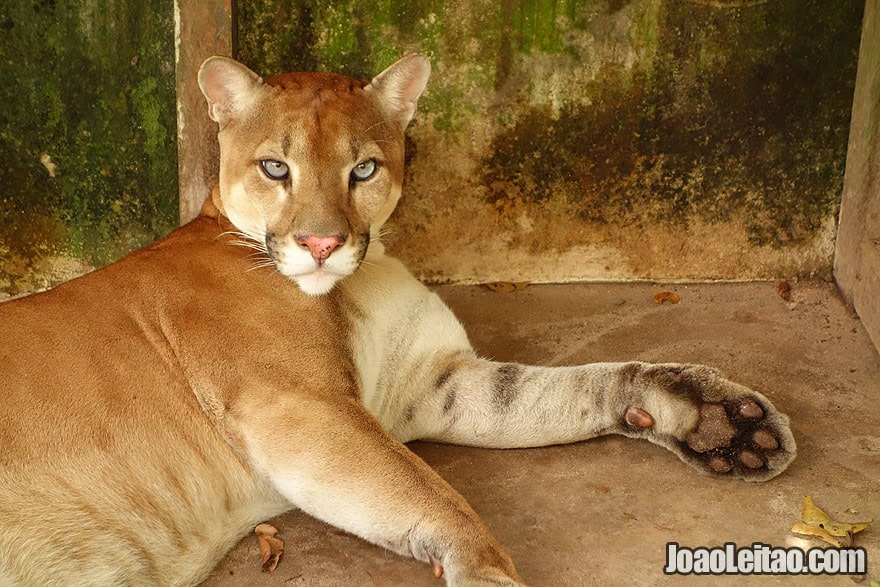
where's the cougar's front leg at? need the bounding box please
[232,392,524,586]
[390,355,796,482]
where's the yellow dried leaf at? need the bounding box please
[801,495,872,537]
[255,522,284,573]
[791,522,845,547]
[483,281,529,293]
[653,291,680,305]
[792,496,873,548]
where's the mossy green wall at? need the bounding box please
[239,0,863,283]
[0,0,177,297]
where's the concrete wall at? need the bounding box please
[238,0,863,284]
[836,0,880,351]
[0,0,866,297]
[0,0,178,298]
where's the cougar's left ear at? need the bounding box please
[366,53,431,129]
[198,56,266,128]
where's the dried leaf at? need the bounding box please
[653,291,680,305]
[777,280,792,301]
[483,281,529,293]
[790,522,845,547]
[791,496,873,547]
[801,496,872,536]
[255,523,284,573]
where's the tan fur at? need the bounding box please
[0,55,795,586]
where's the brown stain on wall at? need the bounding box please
[461,0,859,281]
[237,0,862,284]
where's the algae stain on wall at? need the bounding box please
[0,0,178,297]
[238,0,862,283]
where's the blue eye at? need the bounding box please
[351,159,376,181]
[261,160,289,180]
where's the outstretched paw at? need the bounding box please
[626,364,796,482]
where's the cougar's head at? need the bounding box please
[198,55,430,295]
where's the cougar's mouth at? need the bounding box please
[271,233,370,296]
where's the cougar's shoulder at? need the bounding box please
[0,213,348,585]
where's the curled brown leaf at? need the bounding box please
[653,291,680,305]
[777,280,792,302]
[255,523,284,573]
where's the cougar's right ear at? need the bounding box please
[198,56,265,128]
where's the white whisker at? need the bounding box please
[373,226,395,239]
[230,242,269,254]
[218,229,266,242]
[245,261,278,273]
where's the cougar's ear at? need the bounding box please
[366,53,431,129]
[198,56,265,128]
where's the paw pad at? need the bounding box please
[708,455,733,473]
[738,449,764,469]
[684,398,786,478]
[752,429,778,450]
[686,403,735,452]
[738,400,764,419]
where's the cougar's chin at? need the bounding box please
[291,268,345,296]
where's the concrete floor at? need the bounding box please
[204,281,879,586]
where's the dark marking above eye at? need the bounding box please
[281,134,291,156]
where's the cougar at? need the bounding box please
[0,54,795,585]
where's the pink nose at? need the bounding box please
[296,235,345,263]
